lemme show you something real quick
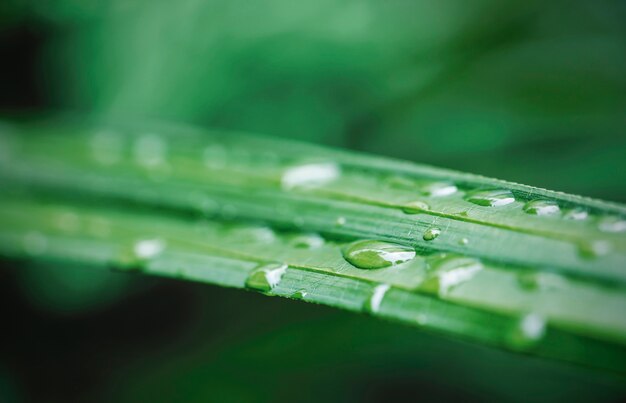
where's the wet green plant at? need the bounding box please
[0,119,625,373]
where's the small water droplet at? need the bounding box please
[134,239,165,259]
[116,238,165,271]
[291,289,308,300]
[402,200,430,214]
[578,240,612,258]
[465,189,515,207]
[508,313,546,349]
[365,284,391,313]
[563,208,588,221]
[459,238,469,245]
[281,162,340,189]
[336,216,347,226]
[23,231,48,256]
[598,216,626,233]
[343,240,415,270]
[422,227,441,241]
[289,233,325,249]
[517,271,566,291]
[523,200,560,216]
[422,255,483,296]
[418,181,458,197]
[134,134,167,168]
[245,262,287,293]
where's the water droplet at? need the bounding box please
[365,284,390,313]
[508,313,546,349]
[134,239,165,259]
[343,240,415,270]
[291,289,308,300]
[91,130,123,165]
[116,239,165,271]
[465,189,515,207]
[281,162,340,189]
[402,200,430,214]
[598,216,626,233]
[422,227,441,241]
[23,231,48,256]
[459,238,469,246]
[422,255,483,296]
[134,134,166,168]
[384,175,414,189]
[563,208,588,221]
[336,216,347,226]
[578,240,612,258]
[523,200,560,216]
[289,233,325,249]
[517,271,566,292]
[245,262,287,293]
[418,181,458,197]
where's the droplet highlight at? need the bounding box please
[365,284,391,313]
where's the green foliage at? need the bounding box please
[1,119,624,373]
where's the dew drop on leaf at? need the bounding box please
[523,200,560,216]
[343,240,415,270]
[421,255,483,296]
[465,189,515,207]
[597,216,626,233]
[422,227,441,241]
[245,262,288,293]
[402,200,430,214]
[563,207,588,221]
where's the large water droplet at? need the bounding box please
[422,255,483,296]
[402,200,430,214]
[465,189,515,207]
[245,263,288,293]
[365,284,391,313]
[343,240,415,270]
[422,227,441,241]
[598,216,626,233]
[523,200,560,216]
[281,162,340,189]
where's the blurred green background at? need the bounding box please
[0,1,625,402]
